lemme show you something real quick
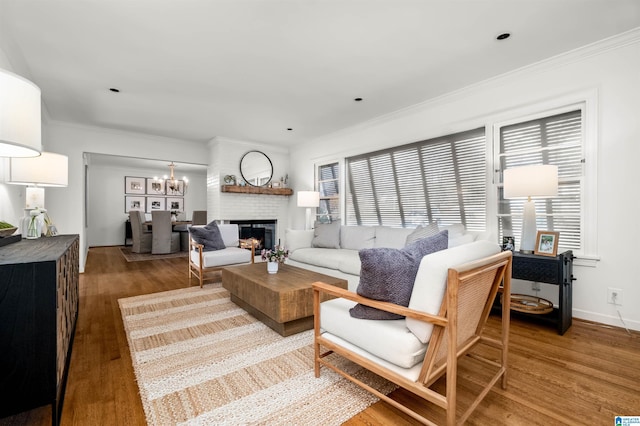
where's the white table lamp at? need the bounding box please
[297,191,320,230]
[0,68,42,157]
[504,165,558,253]
[8,152,69,208]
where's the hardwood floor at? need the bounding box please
[1,245,639,425]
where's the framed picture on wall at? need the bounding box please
[146,178,165,195]
[166,180,185,196]
[125,176,146,194]
[124,196,145,213]
[166,197,184,213]
[534,231,559,257]
[146,197,165,213]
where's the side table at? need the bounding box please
[0,235,80,424]
[510,250,575,335]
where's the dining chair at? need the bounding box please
[192,210,207,225]
[151,211,181,254]
[129,210,152,253]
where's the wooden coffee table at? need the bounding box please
[221,262,348,336]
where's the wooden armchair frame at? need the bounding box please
[312,250,512,426]
[188,237,255,288]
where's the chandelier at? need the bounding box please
[153,162,189,195]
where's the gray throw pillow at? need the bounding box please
[349,230,448,320]
[311,221,341,249]
[189,223,226,251]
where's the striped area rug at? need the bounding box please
[119,283,396,425]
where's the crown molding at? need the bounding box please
[209,135,289,155]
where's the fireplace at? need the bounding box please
[229,219,277,251]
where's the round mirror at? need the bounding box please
[240,150,273,187]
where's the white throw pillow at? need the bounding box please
[406,240,501,343]
[440,223,466,238]
[405,223,440,245]
[312,221,341,249]
[285,228,314,252]
[340,226,375,250]
[373,226,414,249]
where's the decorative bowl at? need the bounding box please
[0,227,18,237]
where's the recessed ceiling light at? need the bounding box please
[287,128,293,131]
[354,98,363,102]
[496,33,510,41]
[109,88,120,93]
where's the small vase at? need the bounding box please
[267,261,279,274]
[27,213,43,239]
[20,208,32,239]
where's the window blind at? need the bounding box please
[346,128,486,229]
[498,110,582,251]
[317,162,340,223]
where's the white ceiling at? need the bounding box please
[2,0,639,147]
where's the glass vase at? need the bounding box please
[27,214,43,239]
[20,208,32,239]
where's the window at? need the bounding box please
[345,128,486,229]
[497,109,583,251]
[316,162,340,223]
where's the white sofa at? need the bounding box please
[286,223,488,291]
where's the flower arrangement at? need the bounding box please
[261,245,289,263]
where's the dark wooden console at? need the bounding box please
[509,250,575,335]
[0,235,80,424]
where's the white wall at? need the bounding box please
[0,44,211,271]
[208,137,291,244]
[86,162,207,247]
[289,31,640,331]
[44,122,210,271]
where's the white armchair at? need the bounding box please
[312,241,512,425]
[188,224,255,287]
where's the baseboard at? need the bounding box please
[573,309,640,332]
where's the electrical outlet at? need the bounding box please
[531,282,541,291]
[607,287,623,305]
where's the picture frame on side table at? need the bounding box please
[534,231,559,257]
[125,176,146,194]
[125,196,145,213]
[502,236,515,252]
[146,197,165,213]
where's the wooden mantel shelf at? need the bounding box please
[221,185,293,196]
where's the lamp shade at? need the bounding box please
[8,152,69,186]
[0,68,42,157]
[504,165,558,199]
[297,191,320,208]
